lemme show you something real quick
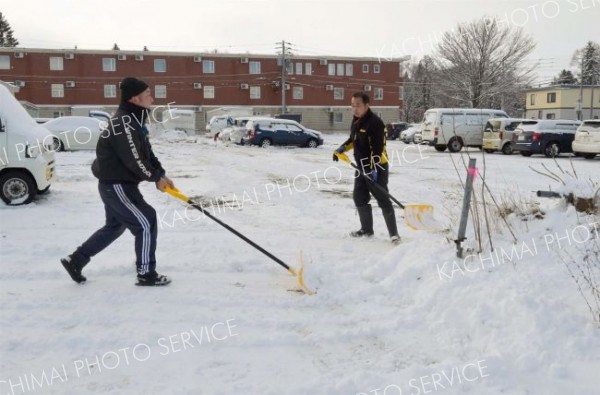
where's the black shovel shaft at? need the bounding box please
[186,200,292,271]
[349,162,405,209]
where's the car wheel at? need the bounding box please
[307,139,318,148]
[434,145,446,152]
[260,138,272,148]
[501,143,513,155]
[583,153,597,160]
[520,151,533,157]
[447,137,463,153]
[484,149,495,154]
[52,137,64,152]
[544,142,560,158]
[0,171,37,205]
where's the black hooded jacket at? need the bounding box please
[91,102,165,184]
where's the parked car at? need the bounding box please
[400,124,421,143]
[206,115,234,138]
[482,118,528,155]
[572,120,600,159]
[0,84,56,205]
[511,120,581,157]
[229,117,271,144]
[386,122,409,140]
[43,116,107,151]
[245,118,323,148]
[420,108,509,152]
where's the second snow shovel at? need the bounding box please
[164,186,315,295]
[334,152,440,231]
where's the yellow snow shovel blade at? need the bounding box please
[165,186,315,295]
[334,152,441,231]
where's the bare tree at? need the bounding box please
[402,56,441,122]
[434,17,536,108]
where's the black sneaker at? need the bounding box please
[60,256,86,283]
[136,272,171,286]
[350,229,374,238]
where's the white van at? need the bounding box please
[0,84,56,205]
[420,108,508,152]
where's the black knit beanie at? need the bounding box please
[120,77,149,104]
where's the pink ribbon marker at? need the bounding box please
[468,168,479,178]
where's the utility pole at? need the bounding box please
[578,55,584,121]
[276,40,292,114]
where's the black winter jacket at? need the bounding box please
[341,108,389,172]
[92,102,165,184]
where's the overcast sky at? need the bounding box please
[3,0,598,85]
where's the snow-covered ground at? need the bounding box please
[1,133,599,395]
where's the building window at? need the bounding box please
[286,61,293,75]
[102,58,116,72]
[249,61,261,74]
[204,86,215,99]
[0,55,10,69]
[295,62,303,75]
[53,111,65,118]
[292,87,303,100]
[333,87,344,100]
[104,84,117,98]
[399,86,404,100]
[305,63,312,75]
[203,60,215,73]
[51,84,64,98]
[328,64,335,76]
[547,92,556,103]
[530,94,536,105]
[333,112,343,123]
[537,110,543,119]
[374,88,383,100]
[155,85,167,98]
[154,59,166,72]
[337,63,344,76]
[362,64,369,73]
[346,64,353,76]
[374,64,381,73]
[250,86,261,99]
[546,113,556,119]
[49,57,64,71]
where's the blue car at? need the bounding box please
[245,119,324,148]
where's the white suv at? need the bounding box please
[572,120,600,160]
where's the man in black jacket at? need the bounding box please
[333,92,400,245]
[61,77,175,286]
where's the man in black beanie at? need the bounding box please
[61,77,175,286]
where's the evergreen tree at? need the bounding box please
[554,69,577,85]
[0,12,19,47]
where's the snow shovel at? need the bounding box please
[334,152,440,231]
[164,186,315,295]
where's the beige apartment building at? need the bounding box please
[525,85,600,120]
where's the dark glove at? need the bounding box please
[368,167,378,183]
[332,145,345,162]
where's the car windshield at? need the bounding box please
[505,122,522,131]
[582,121,600,129]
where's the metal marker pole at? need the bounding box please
[455,158,477,258]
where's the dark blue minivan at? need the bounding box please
[244,119,324,148]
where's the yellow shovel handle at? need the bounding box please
[164,186,190,203]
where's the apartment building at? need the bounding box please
[525,85,600,120]
[0,48,406,132]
